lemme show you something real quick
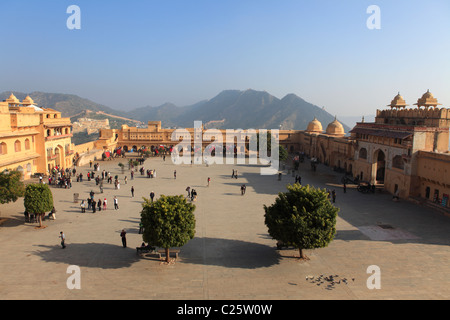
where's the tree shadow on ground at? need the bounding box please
[150,237,282,269]
[0,213,59,229]
[32,237,281,270]
[333,230,371,241]
[0,216,27,228]
[32,243,140,269]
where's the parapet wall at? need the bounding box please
[73,141,97,156]
[377,108,450,120]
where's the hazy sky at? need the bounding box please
[1,0,449,117]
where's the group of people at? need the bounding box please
[42,166,75,189]
[145,169,157,178]
[185,186,197,201]
[80,196,120,212]
[48,174,73,189]
[76,169,107,184]
[89,160,102,171]
[139,167,157,178]
[326,189,337,203]
[24,207,57,222]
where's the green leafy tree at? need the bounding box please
[264,184,339,260]
[140,195,196,263]
[279,145,288,162]
[255,131,288,162]
[0,170,25,205]
[256,130,273,153]
[24,184,54,228]
[144,150,152,158]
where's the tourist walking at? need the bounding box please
[131,186,135,197]
[103,198,107,210]
[150,191,155,202]
[120,229,127,248]
[97,199,102,212]
[191,189,197,201]
[332,190,336,203]
[59,231,66,249]
[80,200,86,213]
[241,184,246,195]
[114,196,119,210]
[207,177,211,187]
[174,170,177,179]
[186,186,191,198]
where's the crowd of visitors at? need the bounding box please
[37,160,316,226]
[27,153,346,252]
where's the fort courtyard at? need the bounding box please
[0,154,449,300]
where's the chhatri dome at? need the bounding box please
[388,92,408,109]
[22,95,35,106]
[6,93,20,105]
[414,90,442,109]
[306,117,323,133]
[326,116,345,136]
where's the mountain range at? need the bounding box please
[1,90,351,132]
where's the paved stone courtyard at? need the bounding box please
[0,154,449,300]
